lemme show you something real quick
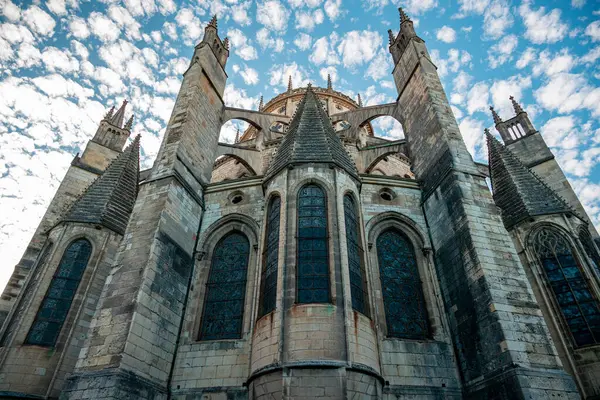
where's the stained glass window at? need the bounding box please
[343,195,368,315]
[199,232,249,340]
[259,196,281,317]
[26,239,92,346]
[579,227,600,278]
[297,184,330,304]
[532,228,600,347]
[376,230,429,339]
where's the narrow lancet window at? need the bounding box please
[532,228,600,347]
[26,239,92,346]
[259,196,281,317]
[343,194,368,315]
[199,232,249,340]
[376,230,429,339]
[297,184,329,303]
[579,227,600,278]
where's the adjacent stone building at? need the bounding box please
[0,10,599,400]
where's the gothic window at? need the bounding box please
[343,194,368,315]
[297,184,330,304]
[259,196,281,317]
[199,232,249,340]
[532,228,600,347]
[579,227,600,278]
[376,229,429,339]
[26,239,92,346]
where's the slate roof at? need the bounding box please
[264,85,358,182]
[64,135,140,235]
[486,129,571,229]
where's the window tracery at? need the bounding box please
[343,194,368,315]
[26,239,92,346]
[376,229,429,339]
[297,184,330,304]
[199,232,249,340]
[258,196,281,317]
[579,227,600,278]
[532,228,600,347]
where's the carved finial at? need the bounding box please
[307,82,312,90]
[258,95,264,112]
[510,96,524,115]
[388,29,395,45]
[490,106,502,125]
[357,93,363,107]
[124,114,134,131]
[223,37,229,50]
[287,75,292,92]
[234,127,240,143]
[208,15,217,29]
[399,8,411,23]
[105,106,115,120]
[327,74,332,90]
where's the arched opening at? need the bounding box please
[210,154,257,184]
[219,120,250,144]
[361,116,404,140]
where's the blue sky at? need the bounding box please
[0,0,599,290]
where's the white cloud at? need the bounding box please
[294,33,312,50]
[337,30,381,68]
[436,26,456,43]
[483,0,513,39]
[288,0,323,7]
[108,5,142,41]
[371,116,404,140]
[47,0,76,16]
[430,48,472,78]
[295,9,324,31]
[231,1,252,26]
[23,5,56,36]
[459,117,485,160]
[365,49,392,81]
[1,0,21,22]
[519,1,568,44]
[240,65,259,85]
[585,21,600,42]
[456,0,489,15]
[489,75,531,117]
[88,12,120,42]
[571,0,585,7]
[269,62,310,89]
[256,0,290,32]
[487,34,518,68]
[400,0,438,15]
[224,84,259,110]
[535,73,600,117]
[324,0,342,20]
[228,28,258,60]
[0,23,34,45]
[69,17,90,39]
[41,47,80,73]
[309,33,339,65]
[467,82,490,115]
[531,49,576,77]
[256,28,285,52]
[540,116,582,150]
[319,66,338,84]
[175,8,202,44]
[516,47,536,69]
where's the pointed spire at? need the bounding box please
[258,95,264,112]
[110,100,128,128]
[510,96,524,115]
[388,29,395,45]
[208,15,217,29]
[64,135,141,235]
[327,74,332,90]
[399,7,411,23]
[287,75,293,92]
[485,128,571,230]
[234,127,240,143]
[357,93,363,107]
[223,37,229,50]
[489,106,502,125]
[124,114,134,131]
[105,106,115,120]
[264,85,358,183]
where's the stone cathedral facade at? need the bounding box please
[0,10,600,400]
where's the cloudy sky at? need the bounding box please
[0,0,599,292]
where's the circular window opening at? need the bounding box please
[231,195,243,204]
[379,188,395,201]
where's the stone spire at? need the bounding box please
[105,106,115,120]
[223,37,229,50]
[388,29,395,45]
[510,96,524,115]
[485,129,571,229]
[234,128,240,143]
[399,7,411,23]
[64,135,141,235]
[258,95,264,112]
[208,15,217,29]
[110,100,128,128]
[124,114,134,131]
[357,93,363,107]
[264,85,358,182]
[490,106,502,125]
[287,75,293,92]
[327,74,332,90]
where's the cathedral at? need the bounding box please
[0,9,599,400]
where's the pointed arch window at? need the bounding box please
[259,196,281,317]
[26,239,92,346]
[579,227,600,278]
[532,228,600,347]
[199,232,249,340]
[343,194,368,315]
[376,230,429,339]
[297,184,330,304]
